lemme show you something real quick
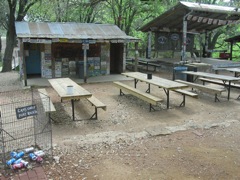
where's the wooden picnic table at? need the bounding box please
[121,72,188,109]
[127,57,160,71]
[224,68,240,77]
[48,78,92,120]
[181,71,240,100]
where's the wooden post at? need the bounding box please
[19,39,27,86]
[204,30,209,57]
[230,41,233,61]
[182,20,187,63]
[147,31,152,59]
[0,35,2,53]
[134,42,139,72]
[83,48,87,83]
[82,41,89,83]
[123,43,126,71]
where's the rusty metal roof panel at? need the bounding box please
[15,22,30,34]
[15,22,139,41]
[48,23,64,36]
[140,1,240,33]
[181,1,239,13]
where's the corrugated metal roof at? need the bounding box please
[15,22,139,41]
[140,1,240,33]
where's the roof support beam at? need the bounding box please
[182,10,193,64]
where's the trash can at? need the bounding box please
[172,66,188,80]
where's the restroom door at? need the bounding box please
[25,50,41,75]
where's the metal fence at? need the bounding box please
[0,89,52,169]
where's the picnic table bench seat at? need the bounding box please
[126,62,145,71]
[199,77,240,89]
[175,79,226,102]
[199,77,240,99]
[126,58,161,72]
[172,89,198,107]
[87,96,107,120]
[38,88,56,122]
[38,88,56,113]
[113,81,163,111]
[138,61,161,71]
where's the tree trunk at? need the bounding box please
[202,29,224,58]
[2,19,16,72]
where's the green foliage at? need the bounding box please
[27,0,106,22]
[27,1,56,22]
[17,0,240,58]
[0,1,8,31]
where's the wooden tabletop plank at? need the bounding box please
[38,88,56,112]
[48,78,92,101]
[225,68,240,73]
[181,71,240,81]
[122,72,188,90]
[87,96,107,110]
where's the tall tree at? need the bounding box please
[102,0,166,36]
[186,0,240,57]
[104,0,145,35]
[2,0,41,72]
[70,0,105,23]
[27,0,105,23]
[0,1,7,59]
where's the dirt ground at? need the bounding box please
[2,71,240,179]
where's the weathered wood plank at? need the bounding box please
[199,77,240,89]
[48,78,92,101]
[175,80,226,95]
[122,72,187,90]
[113,81,163,105]
[173,89,198,98]
[38,88,56,112]
[87,96,107,111]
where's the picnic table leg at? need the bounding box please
[222,80,231,101]
[166,90,169,109]
[71,99,75,121]
[227,81,231,100]
[146,84,151,93]
[48,113,55,122]
[134,79,137,88]
[193,76,198,82]
[163,89,170,109]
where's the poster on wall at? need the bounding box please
[155,32,194,52]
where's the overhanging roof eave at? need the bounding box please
[16,35,140,42]
[139,1,240,33]
[15,22,140,42]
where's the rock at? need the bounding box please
[145,126,172,136]
[192,130,204,136]
[53,156,61,164]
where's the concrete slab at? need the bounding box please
[27,74,133,87]
[145,126,172,136]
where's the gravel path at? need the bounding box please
[0,71,22,92]
[1,71,240,179]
